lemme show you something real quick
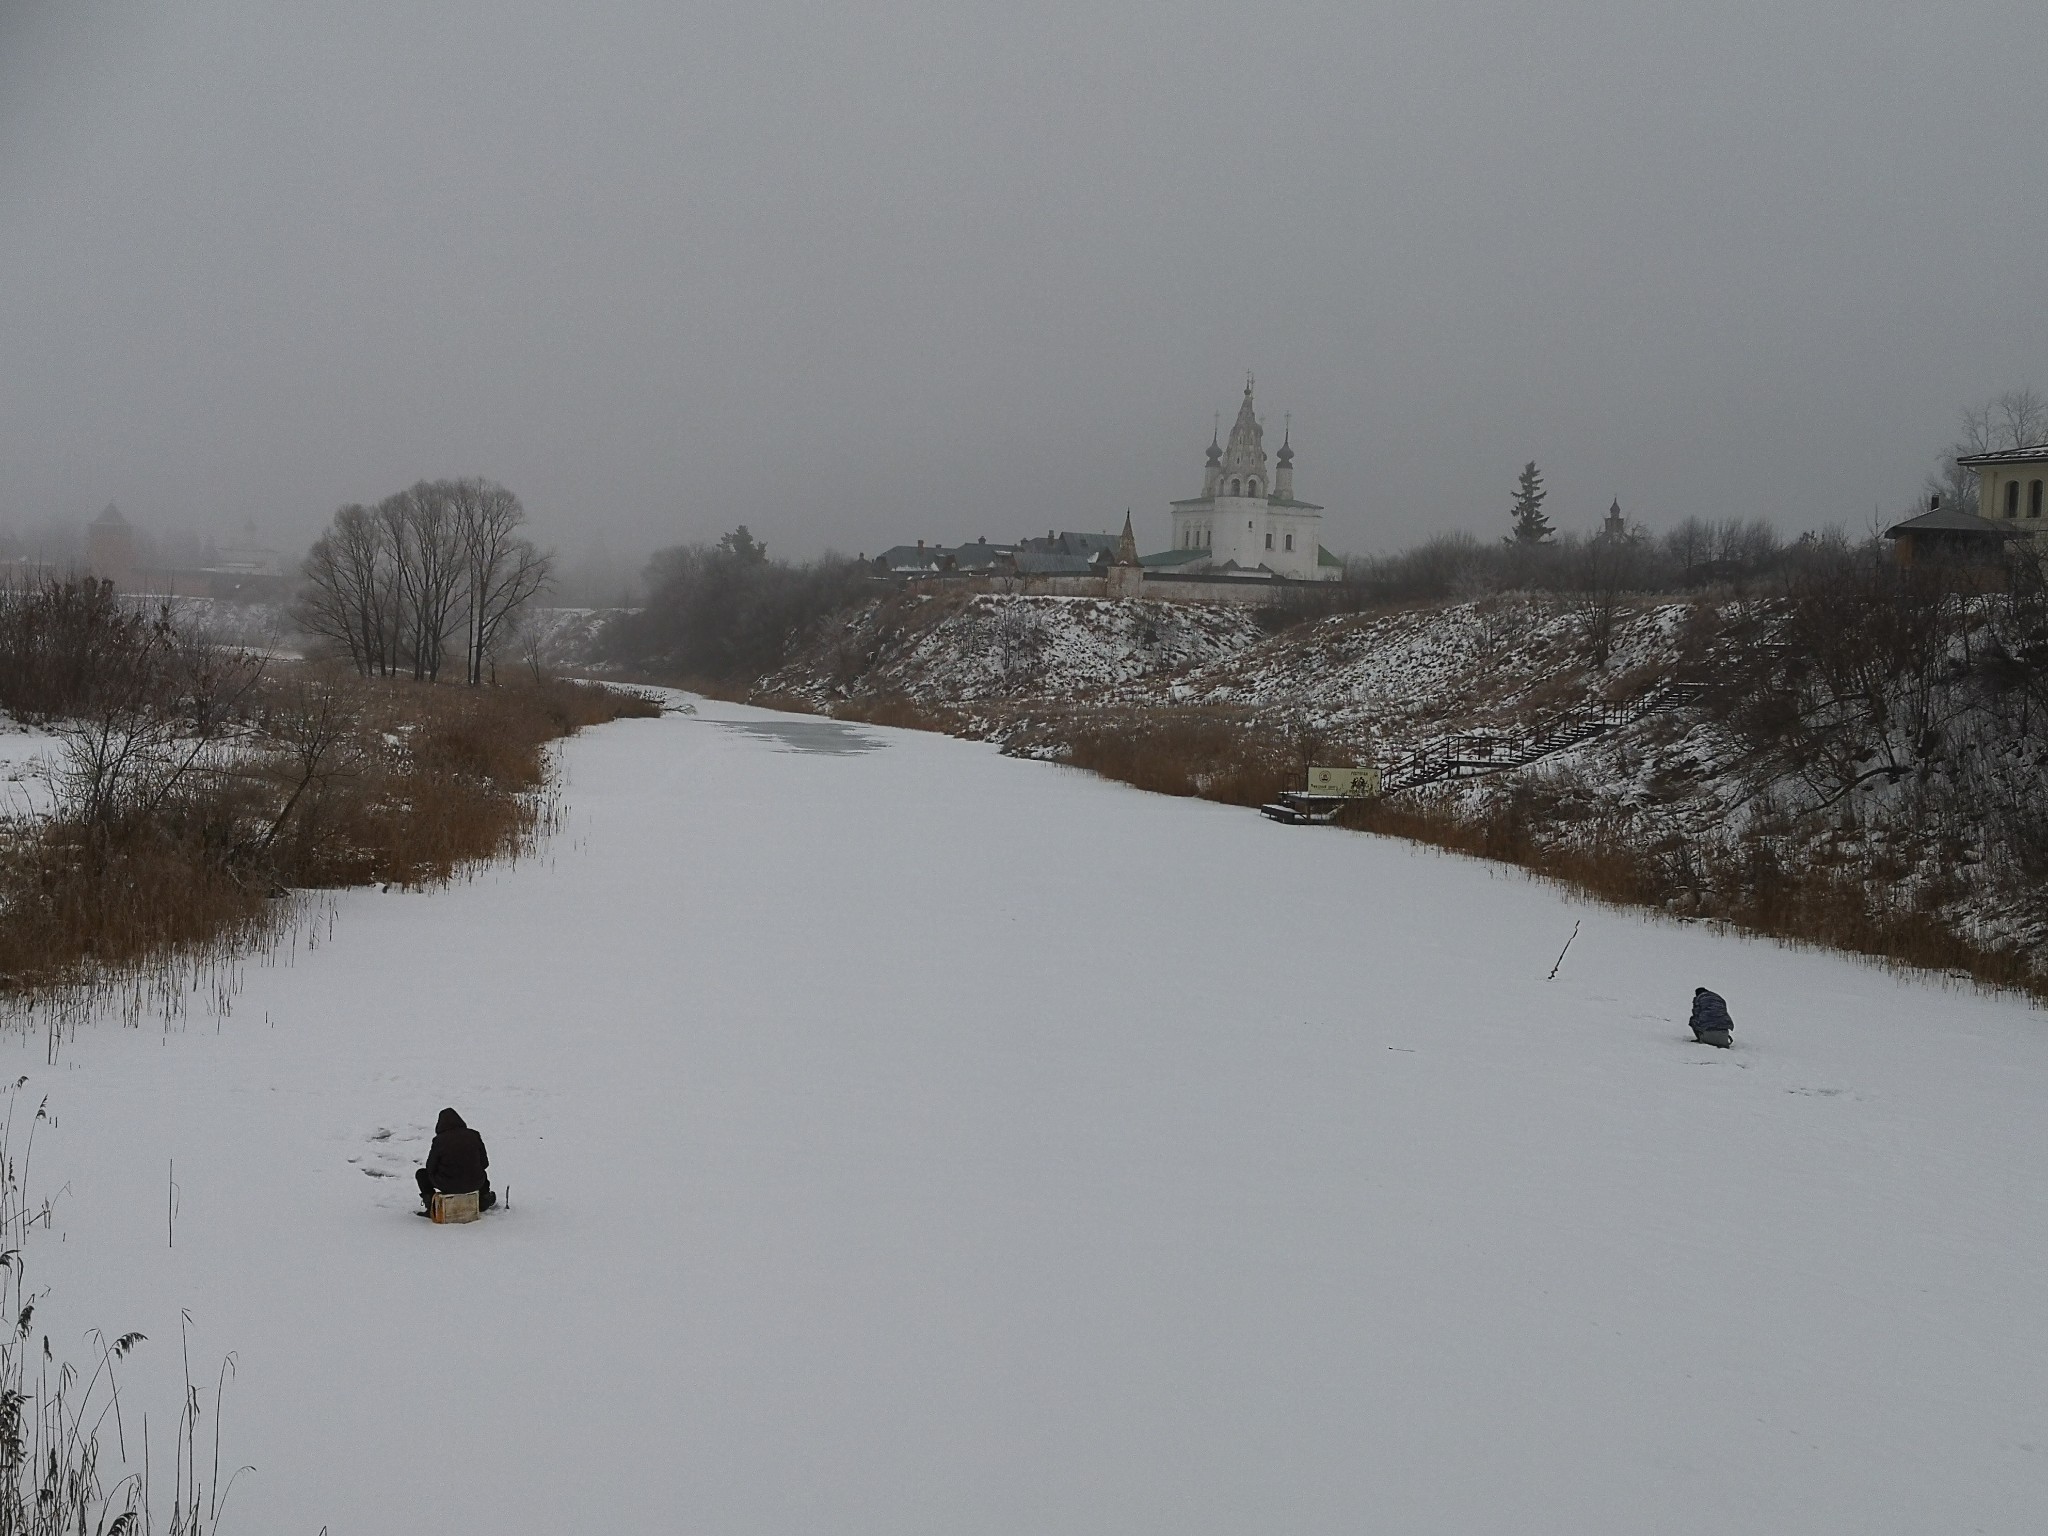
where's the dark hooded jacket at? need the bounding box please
[1689,989,1734,1038]
[423,1108,490,1194]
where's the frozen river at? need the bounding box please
[21,695,2048,1534]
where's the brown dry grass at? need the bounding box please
[826,694,968,734]
[1034,707,1294,808]
[0,671,658,999]
[270,673,657,887]
[1349,792,2046,1002]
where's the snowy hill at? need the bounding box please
[761,589,1267,706]
[766,588,1680,743]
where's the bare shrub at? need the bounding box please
[0,664,658,1001]
[0,578,185,726]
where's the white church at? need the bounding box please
[1165,378,1341,581]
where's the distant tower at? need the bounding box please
[1114,508,1140,567]
[86,504,136,587]
[1107,508,1144,599]
[1275,415,1296,502]
[1603,498,1627,541]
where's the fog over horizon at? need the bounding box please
[3,1,2044,577]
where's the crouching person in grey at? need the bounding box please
[1689,988,1734,1048]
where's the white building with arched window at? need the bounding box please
[1168,378,1339,580]
[1959,445,2048,540]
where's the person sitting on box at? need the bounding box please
[416,1107,496,1214]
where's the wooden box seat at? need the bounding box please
[431,1190,481,1224]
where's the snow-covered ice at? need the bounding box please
[0,714,56,819]
[18,694,2048,1533]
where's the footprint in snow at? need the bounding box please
[351,1123,428,1181]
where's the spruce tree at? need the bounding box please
[716,524,768,564]
[1507,461,1553,545]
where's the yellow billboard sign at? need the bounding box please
[1308,765,1381,798]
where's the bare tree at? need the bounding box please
[474,538,551,685]
[1664,518,1712,577]
[1983,387,2047,451]
[448,477,552,685]
[1707,517,1780,570]
[295,504,399,676]
[394,482,466,682]
[1570,532,1647,667]
[294,530,358,672]
[508,610,550,683]
[1931,387,2046,513]
[370,491,416,674]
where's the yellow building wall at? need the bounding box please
[1973,465,2048,538]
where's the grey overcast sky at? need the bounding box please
[3,1,2045,568]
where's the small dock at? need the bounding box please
[1260,765,1382,825]
[1259,790,1353,826]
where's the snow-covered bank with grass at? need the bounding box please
[17,693,2048,1533]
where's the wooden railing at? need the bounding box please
[1378,681,1705,799]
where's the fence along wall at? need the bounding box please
[889,570,1334,607]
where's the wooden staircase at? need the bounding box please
[1378,680,1705,799]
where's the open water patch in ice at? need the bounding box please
[697,717,886,755]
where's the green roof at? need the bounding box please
[1141,547,1210,569]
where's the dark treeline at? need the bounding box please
[1333,517,1839,611]
[607,518,1830,686]
[601,526,872,683]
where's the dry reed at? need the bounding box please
[0,667,658,1009]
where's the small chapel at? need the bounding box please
[1168,378,1340,581]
